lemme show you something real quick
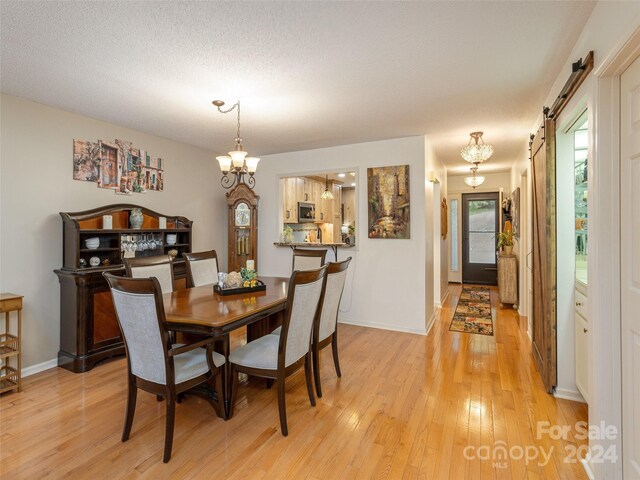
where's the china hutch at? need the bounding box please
[54,204,193,372]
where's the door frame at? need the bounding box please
[461,191,500,285]
[447,193,462,284]
[588,23,640,480]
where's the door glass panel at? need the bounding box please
[451,199,459,271]
[468,200,496,264]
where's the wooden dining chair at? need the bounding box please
[124,254,174,294]
[183,250,219,287]
[103,273,225,463]
[272,258,352,397]
[228,265,328,436]
[292,248,327,272]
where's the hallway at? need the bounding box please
[0,285,587,479]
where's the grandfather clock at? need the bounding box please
[227,183,259,272]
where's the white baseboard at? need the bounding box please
[425,311,436,336]
[22,358,58,378]
[441,288,450,305]
[338,318,427,336]
[554,387,586,403]
[579,456,595,480]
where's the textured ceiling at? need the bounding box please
[0,1,595,173]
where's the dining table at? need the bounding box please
[163,276,289,419]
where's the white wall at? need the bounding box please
[424,138,448,307]
[0,94,227,369]
[255,136,440,335]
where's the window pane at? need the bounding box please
[468,200,496,264]
[451,199,458,271]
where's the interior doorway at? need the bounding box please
[461,192,499,285]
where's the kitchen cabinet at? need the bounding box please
[281,176,338,225]
[283,177,299,223]
[332,183,342,240]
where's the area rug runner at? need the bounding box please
[449,286,493,336]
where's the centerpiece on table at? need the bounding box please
[214,263,266,296]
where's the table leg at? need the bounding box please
[221,333,231,419]
[17,309,21,392]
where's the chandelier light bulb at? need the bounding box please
[217,156,232,173]
[245,157,260,173]
[461,131,493,164]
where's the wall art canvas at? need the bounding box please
[72,138,164,195]
[72,140,101,182]
[367,165,410,239]
[511,187,520,238]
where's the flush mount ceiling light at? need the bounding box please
[320,175,334,200]
[464,166,485,189]
[213,99,260,189]
[461,131,493,164]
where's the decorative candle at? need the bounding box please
[246,260,255,271]
[159,216,167,229]
[102,215,112,229]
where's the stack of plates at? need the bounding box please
[166,234,177,245]
[85,237,100,249]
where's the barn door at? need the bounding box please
[530,119,557,393]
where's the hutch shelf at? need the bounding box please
[54,204,193,373]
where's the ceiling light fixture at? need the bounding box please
[338,173,346,178]
[461,131,493,164]
[464,166,485,189]
[213,99,259,189]
[320,175,334,200]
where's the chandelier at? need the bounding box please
[320,175,334,200]
[213,100,260,189]
[464,166,485,189]
[461,131,493,164]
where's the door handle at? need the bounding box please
[526,251,532,271]
[583,328,588,334]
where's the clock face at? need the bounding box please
[235,203,251,226]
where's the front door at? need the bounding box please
[620,53,640,479]
[462,192,499,285]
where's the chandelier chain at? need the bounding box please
[215,101,242,143]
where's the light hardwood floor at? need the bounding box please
[0,285,587,479]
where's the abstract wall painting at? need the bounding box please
[72,138,164,195]
[367,165,410,239]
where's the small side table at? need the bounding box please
[497,254,518,310]
[0,293,23,394]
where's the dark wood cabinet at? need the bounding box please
[54,204,193,373]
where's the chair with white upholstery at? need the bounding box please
[292,248,326,272]
[229,265,328,436]
[103,273,225,463]
[183,250,219,287]
[124,255,174,294]
[272,257,352,397]
[310,257,351,397]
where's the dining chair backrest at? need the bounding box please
[292,248,327,272]
[183,250,219,287]
[280,265,328,367]
[103,273,170,385]
[124,255,174,294]
[316,257,352,342]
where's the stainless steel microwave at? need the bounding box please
[298,202,316,222]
